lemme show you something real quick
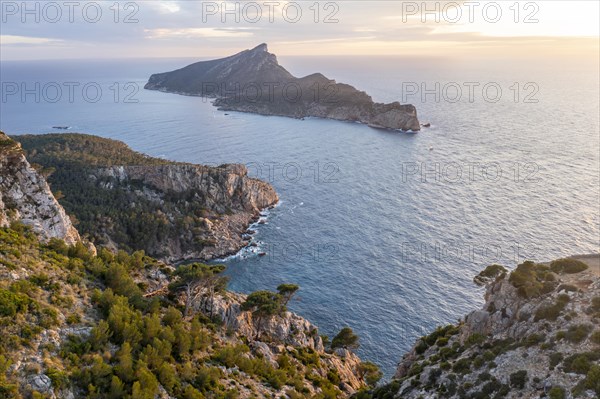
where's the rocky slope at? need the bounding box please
[0,139,369,398]
[15,133,279,263]
[145,44,420,132]
[0,223,369,399]
[359,256,600,399]
[196,291,366,396]
[0,132,79,245]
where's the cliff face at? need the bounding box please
[196,291,365,395]
[382,256,600,399]
[95,163,279,262]
[16,134,278,263]
[145,44,421,131]
[0,132,79,244]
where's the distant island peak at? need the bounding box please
[145,43,421,131]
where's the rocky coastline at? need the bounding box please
[361,255,600,399]
[15,133,279,264]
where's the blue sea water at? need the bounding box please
[1,56,599,377]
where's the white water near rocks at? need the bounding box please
[1,56,598,377]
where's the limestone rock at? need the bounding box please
[0,132,80,244]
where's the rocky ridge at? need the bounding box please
[360,256,600,399]
[0,132,79,245]
[15,133,279,263]
[145,44,421,131]
[95,163,278,262]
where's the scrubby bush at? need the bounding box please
[563,352,600,374]
[583,365,600,395]
[474,265,507,285]
[0,288,29,316]
[452,358,471,374]
[548,386,566,399]
[562,324,593,344]
[509,370,528,389]
[331,327,359,350]
[549,352,563,370]
[509,261,555,298]
[550,258,588,274]
[534,294,569,321]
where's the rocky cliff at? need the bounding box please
[0,136,368,399]
[0,219,368,399]
[145,44,421,132]
[195,291,366,396]
[15,133,278,262]
[361,255,600,399]
[0,132,79,244]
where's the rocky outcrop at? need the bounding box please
[0,132,80,244]
[198,291,325,351]
[16,133,278,263]
[196,291,365,395]
[371,255,600,399]
[145,44,421,131]
[94,163,278,262]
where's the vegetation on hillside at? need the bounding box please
[0,224,372,398]
[353,259,600,399]
[14,134,249,259]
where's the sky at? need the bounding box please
[0,1,599,60]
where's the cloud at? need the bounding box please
[144,28,256,39]
[0,35,63,45]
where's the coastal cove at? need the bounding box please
[1,56,599,378]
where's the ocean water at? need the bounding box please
[1,56,598,377]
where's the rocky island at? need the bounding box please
[145,44,421,132]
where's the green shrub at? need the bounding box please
[534,295,569,321]
[524,333,545,347]
[331,327,359,350]
[563,352,600,374]
[474,265,507,285]
[563,324,593,344]
[452,358,471,374]
[0,289,29,316]
[465,333,486,347]
[415,339,428,354]
[550,258,588,274]
[583,365,600,395]
[509,370,528,389]
[548,386,566,399]
[549,352,563,370]
[590,330,600,345]
[592,297,600,313]
[509,261,554,298]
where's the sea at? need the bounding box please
[1,55,598,377]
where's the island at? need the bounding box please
[145,43,421,132]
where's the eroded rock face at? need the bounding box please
[197,291,324,351]
[196,291,365,394]
[95,163,279,262]
[0,132,80,244]
[146,44,421,132]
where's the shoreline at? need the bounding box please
[145,87,421,133]
[174,200,281,266]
